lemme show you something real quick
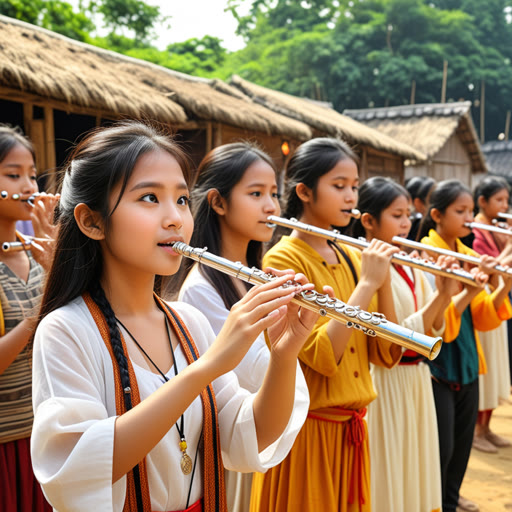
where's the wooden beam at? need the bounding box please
[23,103,33,138]
[441,60,448,103]
[206,122,212,153]
[44,106,57,192]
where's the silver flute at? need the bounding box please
[267,215,478,287]
[172,241,443,360]
[465,221,512,237]
[396,236,512,278]
[497,212,512,221]
[2,240,33,252]
[0,190,41,206]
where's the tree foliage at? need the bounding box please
[223,0,512,140]
[3,0,512,139]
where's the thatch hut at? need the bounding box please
[482,140,512,188]
[229,75,425,183]
[0,15,314,188]
[344,102,487,187]
[0,15,423,191]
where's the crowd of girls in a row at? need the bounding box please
[0,120,510,512]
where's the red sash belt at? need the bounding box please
[163,498,203,512]
[307,407,367,506]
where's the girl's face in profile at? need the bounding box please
[366,195,412,245]
[480,188,509,219]
[102,149,194,280]
[435,192,474,240]
[0,143,38,221]
[218,159,280,245]
[302,158,359,229]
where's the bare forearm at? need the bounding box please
[113,358,216,482]
[252,354,297,451]
[327,281,378,362]
[452,287,481,315]
[0,318,36,374]
[491,280,512,310]
[421,291,452,333]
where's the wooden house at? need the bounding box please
[344,102,487,187]
[230,75,425,184]
[482,140,512,187]
[0,15,423,191]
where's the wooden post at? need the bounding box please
[410,80,416,105]
[480,80,485,143]
[43,106,57,192]
[23,103,33,138]
[441,60,448,103]
[205,122,213,153]
[505,110,510,140]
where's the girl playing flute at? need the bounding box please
[351,176,461,512]
[0,125,56,511]
[30,121,319,512]
[418,179,512,512]
[471,176,512,453]
[250,138,402,512]
[173,142,309,512]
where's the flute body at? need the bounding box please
[172,241,443,360]
[395,236,512,278]
[465,221,512,237]
[267,216,478,287]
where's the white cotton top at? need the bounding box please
[178,264,309,410]
[31,296,307,512]
[180,265,285,390]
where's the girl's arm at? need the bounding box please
[113,273,311,481]
[325,239,399,362]
[420,256,463,332]
[0,317,36,374]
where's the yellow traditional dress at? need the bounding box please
[250,236,402,512]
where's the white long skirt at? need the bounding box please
[478,322,511,411]
[368,363,442,512]
[225,469,253,512]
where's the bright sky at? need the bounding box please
[150,0,247,52]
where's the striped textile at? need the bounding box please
[0,254,43,444]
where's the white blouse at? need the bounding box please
[31,296,308,512]
[179,264,310,393]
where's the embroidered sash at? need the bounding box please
[83,293,227,512]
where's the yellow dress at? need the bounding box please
[421,229,512,376]
[250,236,402,512]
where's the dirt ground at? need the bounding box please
[459,396,512,511]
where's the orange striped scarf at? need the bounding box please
[83,293,227,512]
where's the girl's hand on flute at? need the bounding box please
[202,272,309,376]
[466,263,489,288]
[30,193,60,241]
[360,239,400,290]
[263,268,318,363]
[435,255,463,297]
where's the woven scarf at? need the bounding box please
[83,292,227,512]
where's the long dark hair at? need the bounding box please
[171,141,277,309]
[0,125,36,164]
[350,177,410,239]
[39,120,191,321]
[38,121,191,413]
[417,179,471,240]
[283,137,359,219]
[473,175,510,214]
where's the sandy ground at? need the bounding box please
[459,396,512,511]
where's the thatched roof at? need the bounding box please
[482,140,512,178]
[0,15,311,140]
[344,102,486,173]
[229,75,425,160]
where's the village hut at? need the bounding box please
[344,101,487,187]
[0,14,423,191]
[482,140,512,188]
[229,75,425,183]
[0,15,315,189]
